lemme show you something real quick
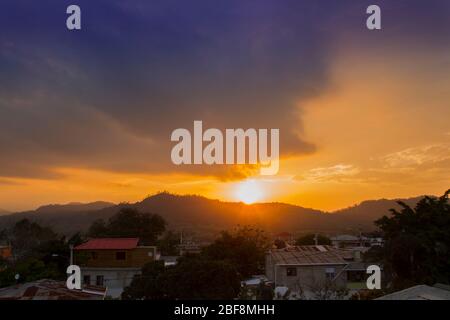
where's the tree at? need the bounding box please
[274,239,286,249]
[122,256,241,300]
[157,231,180,256]
[0,220,69,287]
[34,238,71,280]
[161,256,241,300]
[87,219,108,238]
[122,260,166,300]
[295,234,331,246]
[123,226,267,300]
[308,279,349,300]
[373,189,450,288]
[0,229,7,242]
[87,208,166,245]
[0,258,61,286]
[202,226,269,278]
[238,281,274,300]
[9,219,59,259]
[0,256,7,270]
[68,232,85,247]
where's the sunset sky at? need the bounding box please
[0,0,449,212]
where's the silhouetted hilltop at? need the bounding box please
[330,196,424,227]
[0,201,115,234]
[35,201,115,214]
[0,192,426,235]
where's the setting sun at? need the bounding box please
[234,180,265,204]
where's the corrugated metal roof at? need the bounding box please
[269,245,353,265]
[330,235,360,241]
[74,238,139,250]
[376,285,450,300]
[0,279,106,300]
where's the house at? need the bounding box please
[74,238,157,298]
[331,234,383,249]
[274,232,293,243]
[159,255,179,267]
[178,243,202,255]
[0,245,12,260]
[265,245,379,298]
[241,275,270,287]
[0,279,106,300]
[376,284,450,300]
[240,275,273,300]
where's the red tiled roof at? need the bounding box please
[74,238,139,250]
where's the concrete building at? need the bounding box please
[330,234,383,249]
[159,255,179,267]
[74,238,157,298]
[265,245,377,298]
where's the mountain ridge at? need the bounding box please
[35,201,115,214]
[0,192,428,235]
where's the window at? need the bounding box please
[96,275,104,286]
[286,267,297,277]
[83,275,91,285]
[347,270,365,282]
[116,251,126,260]
[325,267,336,280]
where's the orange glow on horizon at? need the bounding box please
[233,179,265,204]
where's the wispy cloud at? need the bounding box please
[381,143,450,168]
[299,164,360,182]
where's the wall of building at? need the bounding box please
[131,247,156,266]
[266,254,348,292]
[275,265,348,291]
[75,246,156,268]
[81,267,141,299]
[265,254,275,281]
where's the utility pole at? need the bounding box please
[69,244,74,265]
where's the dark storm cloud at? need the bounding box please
[0,0,448,179]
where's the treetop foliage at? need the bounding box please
[373,189,450,288]
[87,208,166,245]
